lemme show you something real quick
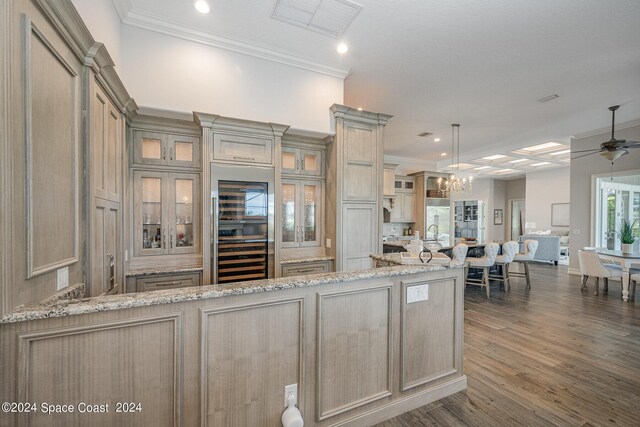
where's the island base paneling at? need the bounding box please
[0,268,465,426]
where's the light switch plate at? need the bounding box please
[407,284,429,304]
[56,266,69,291]
[326,238,331,248]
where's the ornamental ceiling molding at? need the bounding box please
[111,0,350,79]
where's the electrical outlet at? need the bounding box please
[326,238,331,248]
[56,267,69,291]
[284,383,297,407]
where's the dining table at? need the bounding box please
[595,248,640,301]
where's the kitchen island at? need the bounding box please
[1,265,465,426]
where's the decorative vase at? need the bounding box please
[621,243,633,253]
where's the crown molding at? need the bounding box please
[112,1,350,79]
[571,118,640,140]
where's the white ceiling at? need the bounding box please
[114,0,640,176]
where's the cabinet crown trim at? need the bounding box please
[330,104,393,125]
[193,112,289,136]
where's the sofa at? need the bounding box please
[522,232,567,265]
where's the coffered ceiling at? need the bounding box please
[113,0,640,177]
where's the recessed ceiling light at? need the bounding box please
[549,149,570,156]
[495,168,516,173]
[357,107,363,111]
[474,166,490,170]
[337,43,349,54]
[482,154,507,161]
[532,162,550,166]
[521,142,561,152]
[509,159,528,163]
[194,0,210,14]
[441,152,447,156]
[434,138,440,142]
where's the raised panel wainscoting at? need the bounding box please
[0,268,465,426]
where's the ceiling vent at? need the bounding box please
[271,0,363,38]
[537,94,559,103]
[417,132,433,137]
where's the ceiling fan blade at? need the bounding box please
[571,151,600,160]
[571,148,603,154]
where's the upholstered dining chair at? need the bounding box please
[630,273,640,301]
[490,241,519,291]
[578,250,622,296]
[466,242,500,298]
[450,243,469,268]
[511,239,539,289]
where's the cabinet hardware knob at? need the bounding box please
[233,156,255,161]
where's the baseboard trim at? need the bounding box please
[568,268,582,276]
[330,375,468,427]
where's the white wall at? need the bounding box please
[71,0,123,66]
[119,26,343,133]
[569,123,640,271]
[525,167,571,232]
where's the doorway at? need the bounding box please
[594,173,640,250]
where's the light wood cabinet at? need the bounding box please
[133,171,200,257]
[281,179,322,248]
[129,271,202,292]
[282,146,323,177]
[383,166,396,196]
[281,259,332,277]
[390,193,415,222]
[213,133,273,165]
[133,130,200,169]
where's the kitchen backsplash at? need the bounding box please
[383,222,414,237]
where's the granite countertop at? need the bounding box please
[126,265,204,277]
[280,256,335,265]
[2,265,447,324]
[371,253,452,266]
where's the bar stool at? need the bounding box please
[466,242,500,298]
[511,240,539,289]
[490,241,519,291]
[450,243,469,268]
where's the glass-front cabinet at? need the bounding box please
[281,146,323,177]
[133,130,200,169]
[133,170,200,257]
[281,180,321,248]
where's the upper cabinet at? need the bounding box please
[133,130,200,169]
[213,133,273,166]
[383,164,397,196]
[281,146,323,177]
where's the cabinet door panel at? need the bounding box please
[133,171,166,256]
[301,182,321,247]
[168,134,199,169]
[301,149,322,176]
[403,193,415,222]
[169,173,200,255]
[281,147,298,174]
[342,204,377,272]
[105,105,121,200]
[281,181,298,248]
[213,133,273,165]
[390,194,403,222]
[92,199,121,296]
[133,131,166,166]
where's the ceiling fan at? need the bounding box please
[572,105,640,161]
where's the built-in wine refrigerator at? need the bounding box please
[211,164,274,284]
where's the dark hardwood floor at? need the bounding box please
[375,262,640,426]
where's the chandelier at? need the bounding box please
[437,123,472,196]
